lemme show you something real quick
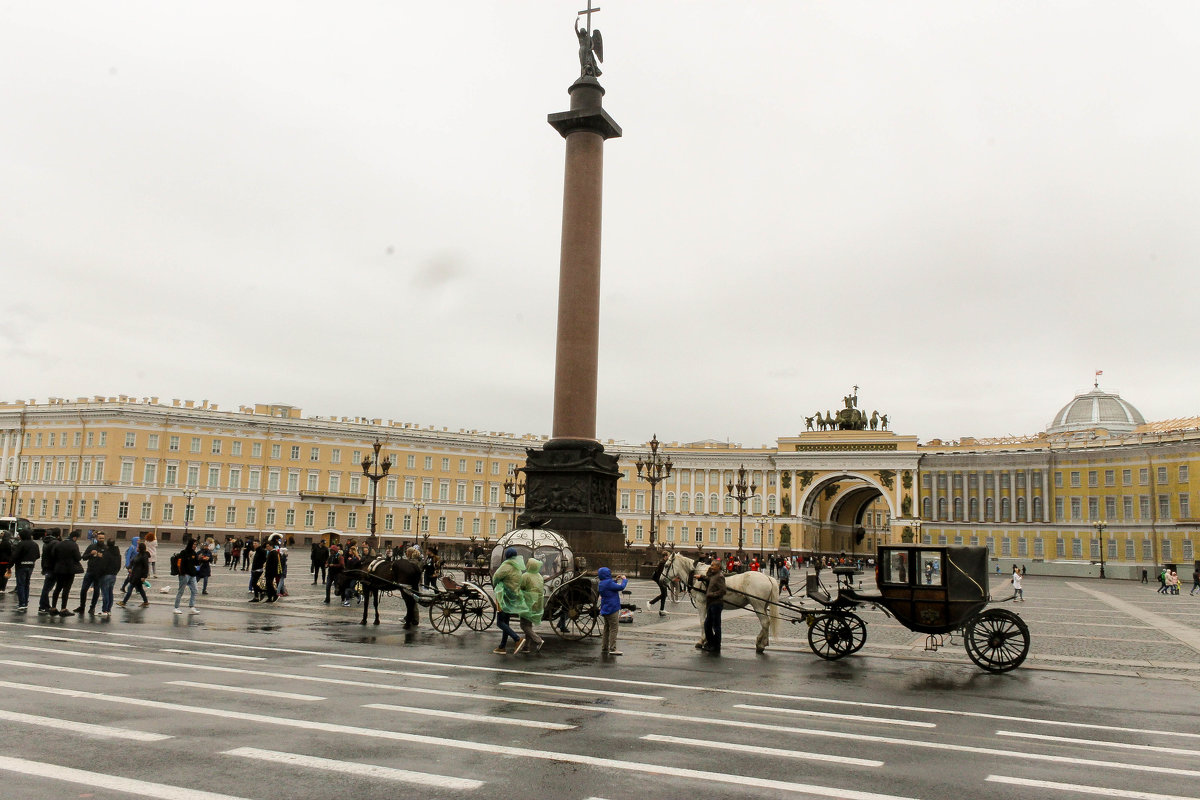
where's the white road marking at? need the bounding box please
[167,681,325,701]
[7,621,1186,742]
[0,658,126,677]
[0,709,170,741]
[224,747,482,791]
[161,649,266,661]
[735,703,935,729]
[0,681,918,800]
[996,729,1200,757]
[499,681,663,700]
[987,774,1200,800]
[0,755,245,799]
[364,703,574,730]
[644,734,883,767]
[27,634,134,647]
[313,663,448,680]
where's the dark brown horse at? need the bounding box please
[350,557,421,627]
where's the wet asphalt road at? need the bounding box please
[0,567,1196,800]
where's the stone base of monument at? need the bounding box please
[517,438,624,566]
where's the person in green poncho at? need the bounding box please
[514,558,545,655]
[491,547,528,654]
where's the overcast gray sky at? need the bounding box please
[4,2,1198,447]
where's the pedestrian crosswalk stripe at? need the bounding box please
[0,755,247,799]
[364,703,575,730]
[0,658,126,677]
[499,681,663,700]
[0,709,170,742]
[735,703,935,728]
[166,680,325,701]
[224,747,483,791]
[643,734,883,767]
[987,774,1200,800]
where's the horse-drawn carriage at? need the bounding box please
[489,527,602,640]
[341,551,493,630]
[802,544,1030,672]
[665,544,1029,672]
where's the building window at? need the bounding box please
[1088,471,1098,488]
[124,432,136,448]
[385,514,394,531]
[1184,540,1194,561]
[1162,539,1172,560]
[118,501,129,519]
[253,443,263,458]
[1087,497,1098,521]
[285,508,295,526]
[231,441,242,456]
[1032,497,1042,520]
[304,509,314,527]
[1157,466,1168,484]
[246,506,257,525]
[1181,494,1191,519]
[190,437,201,454]
[1054,472,1063,488]
[348,511,358,529]
[1104,470,1115,486]
[1125,539,1134,560]
[310,447,320,462]
[1181,465,1190,483]
[1122,469,1132,485]
[922,497,933,518]
[1000,497,1010,521]
[204,505,216,523]
[1071,538,1082,559]
[227,506,237,524]
[1034,538,1044,558]
[163,503,174,521]
[265,507,276,526]
[969,497,978,520]
[211,439,222,455]
[1139,468,1149,485]
[1015,497,1025,521]
[1070,471,1081,488]
[1001,538,1011,556]
[1159,495,1171,519]
[985,497,995,521]
[290,446,300,460]
[140,502,152,521]
[1070,497,1081,520]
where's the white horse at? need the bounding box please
[664,552,781,653]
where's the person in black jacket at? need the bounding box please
[262,540,282,603]
[172,539,200,615]
[248,540,268,602]
[74,532,108,615]
[51,531,83,616]
[311,542,328,585]
[12,530,39,611]
[0,531,13,593]
[324,543,344,604]
[37,531,60,614]
[96,540,122,617]
[117,542,150,608]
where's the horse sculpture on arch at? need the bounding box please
[663,552,781,653]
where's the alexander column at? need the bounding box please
[517,3,623,557]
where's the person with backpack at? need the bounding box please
[196,540,213,594]
[248,540,268,602]
[172,539,200,615]
[324,543,344,604]
[117,542,151,608]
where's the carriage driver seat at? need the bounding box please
[806,574,832,605]
[441,576,461,592]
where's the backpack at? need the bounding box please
[170,551,183,576]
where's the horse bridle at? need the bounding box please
[667,552,707,594]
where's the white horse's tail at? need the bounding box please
[768,578,781,638]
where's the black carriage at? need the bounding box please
[804,545,1030,673]
[423,575,497,634]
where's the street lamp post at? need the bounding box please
[5,481,19,517]
[1094,520,1107,579]
[182,489,197,542]
[503,469,525,532]
[635,433,672,550]
[361,440,392,550]
[412,502,425,542]
[725,464,758,562]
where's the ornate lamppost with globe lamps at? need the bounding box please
[1094,520,1107,579]
[182,489,198,543]
[726,464,758,562]
[503,469,525,532]
[635,434,672,551]
[360,440,392,550]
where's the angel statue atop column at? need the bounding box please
[575,17,603,77]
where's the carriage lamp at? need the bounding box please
[503,469,526,532]
[1094,520,1107,579]
[361,439,392,548]
[726,464,758,561]
[636,433,672,550]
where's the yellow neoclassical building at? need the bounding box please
[1,387,1196,574]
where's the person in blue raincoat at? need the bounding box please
[491,547,528,655]
[597,566,627,657]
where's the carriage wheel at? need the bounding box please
[429,598,464,634]
[807,612,866,660]
[553,599,600,640]
[964,609,1030,673]
[461,593,496,632]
